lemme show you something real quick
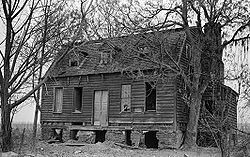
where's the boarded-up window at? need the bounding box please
[145,82,156,111]
[73,87,83,113]
[121,85,131,112]
[54,87,63,113]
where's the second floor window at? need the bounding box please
[69,59,78,67]
[100,51,111,64]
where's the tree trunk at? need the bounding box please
[1,99,12,152]
[32,103,39,145]
[183,91,202,148]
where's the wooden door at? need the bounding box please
[94,91,108,126]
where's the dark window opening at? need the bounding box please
[70,60,78,67]
[145,82,156,111]
[186,44,191,58]
[188,65,194,83]
[73,87,83,113]
[204,100,214,114]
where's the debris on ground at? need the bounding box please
[1,151,18,157]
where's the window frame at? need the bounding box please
[73,87,83,113]
[186,44,191,59]
[138,45,150,58]
[69,59,79,67]
[120,84,132,113]
[145,82,157,112]
[100,50,112,64]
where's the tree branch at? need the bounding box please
[222,20,250,47]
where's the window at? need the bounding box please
[145,82,156,111]
[121,85,131,112]
[69,60,78,67]
[73,87,83,113]
[186,44,191,58]
[138,46,150,58]
[204,100,214,114]
[100,51,111,64]
[54,87,63,113]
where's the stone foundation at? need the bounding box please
[76,131,96,143]
[157,130,183,149]
[131,130,145,147]
[41,124,183,149]
[106,130,124,143]
[41,125,56,140]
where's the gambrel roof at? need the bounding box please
[50,29,188,77]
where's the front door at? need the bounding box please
[94,91,108,126]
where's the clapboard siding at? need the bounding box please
[199,83,238,131]
[41,72,176,126]
[175,75,189,128]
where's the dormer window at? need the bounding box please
[69,59,78,67]
[138,46,150,57]
[100,50,112,64]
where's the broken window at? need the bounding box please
[73,87,83,113]
[69,59,78,67]
[121,85,131,112]
[54,87,63,113]
[145,82,156,111]
[100,51,111,64]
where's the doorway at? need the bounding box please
[94,91,109,126]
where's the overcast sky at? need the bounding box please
[0,0,249,123]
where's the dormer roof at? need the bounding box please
[50,28,189,77]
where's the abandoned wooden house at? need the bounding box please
[40,28,238,148]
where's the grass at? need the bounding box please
[2,122,250,156]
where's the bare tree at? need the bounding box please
[0,0,93,151]
[89,0,250,149]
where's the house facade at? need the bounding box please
[40,28,238,148]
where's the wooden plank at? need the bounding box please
[94,91,102,125]
[101,91,109,126]
[42,72,178,125]
[54,87,63,112]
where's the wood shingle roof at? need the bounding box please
[50,29,187,77]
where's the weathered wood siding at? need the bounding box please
[176,76,189,124]
[41,72,176,127]
[199,84,238,130]
[175,41,191,131]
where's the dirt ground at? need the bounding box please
[12,140,221,157]
[4,127,247,157]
